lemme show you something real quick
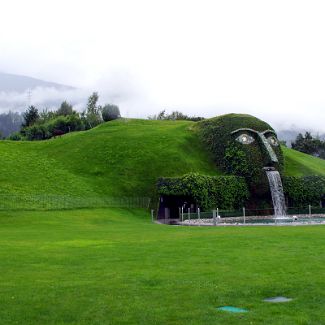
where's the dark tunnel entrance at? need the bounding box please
[157,195,197,221]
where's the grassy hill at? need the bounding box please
[283,145,325,176]
[0,119,219,201]
[0,118,324,204]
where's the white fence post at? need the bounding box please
[213,209,217,226]
[188,208,191,222]
[151,209,154,223]
[198,207,201,226]
[243,207,246,224]
[181,207,184,222]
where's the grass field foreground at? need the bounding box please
[0,208,324,324]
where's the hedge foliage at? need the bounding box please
[157,173,249,210]
[283,175,325,207]
[23,114,85,140]
[196,114,284,191]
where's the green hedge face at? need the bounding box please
[197,114,284,195]
[158,173,249,210]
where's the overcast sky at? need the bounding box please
[1,0,325,130]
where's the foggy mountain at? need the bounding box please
[0,72,74,92]
[0,72,83,113]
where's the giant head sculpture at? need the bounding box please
[197,113,284,197]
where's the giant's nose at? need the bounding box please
[258,132,278,165]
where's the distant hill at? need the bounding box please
[0,72,74,92]
[0,72,79,113]
[277,128,325,147]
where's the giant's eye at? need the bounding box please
[267,136,278,146]
[236,133,254,144]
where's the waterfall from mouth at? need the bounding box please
[265,170,287,218]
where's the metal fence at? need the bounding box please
[179,205,325,222]
[0,195,151,211]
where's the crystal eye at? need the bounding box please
[267,136,278,146]
[236,133,254,144]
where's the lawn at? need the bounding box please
[283,145,325,176]
[0,208,324,324]
[0,119,220,200]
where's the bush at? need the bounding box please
[283,175,325,207]
[8,132,23,141]
[23,115,85,140]
[157,173,249,210]
[101,104,121,122]
[47,115,84,135]
[25,124,50,141]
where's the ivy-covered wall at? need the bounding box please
[283,176,325,207]
[156,115,325,211]
[157,173,249,210]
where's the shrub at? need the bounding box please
[101,104,121,122]
[157,173,249,210]
[8,132,23,141]
[283,175,325,207]
[47,115,84,135]
[25,124,50,141]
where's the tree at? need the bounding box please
[39,109,55,123]
[157,110,166,120]
[87,92,99,115]
[148,109,204,121]
[291,132,325,158]
[56,101,74,116]
[0,111,23,138]
[101,104,121,121]
[22,106,39,127]
[85,92,102,128]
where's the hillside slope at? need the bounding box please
[0,119,219,199]
[283,146,325,176]
[0,119,324,202]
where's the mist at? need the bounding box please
[1,0,325,132]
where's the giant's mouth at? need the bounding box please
[263,166,276,171]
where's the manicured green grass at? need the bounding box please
[283,145,325,176]
[0,119,219,199]
[0,208,324,324]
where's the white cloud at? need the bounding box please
[1,0,325,130]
